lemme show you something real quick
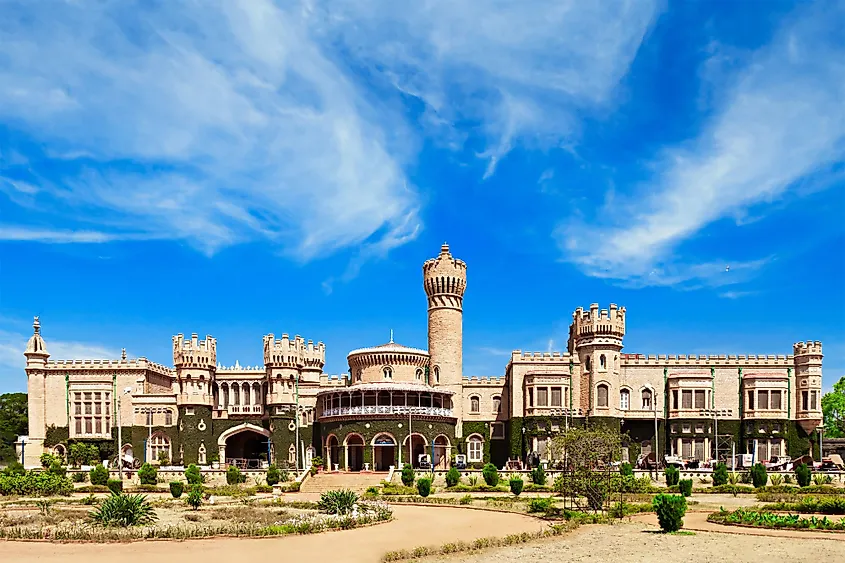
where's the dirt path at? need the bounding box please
[0,504,546,563]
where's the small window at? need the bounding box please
[492,396,501,413]
[670,424,678,434]
[801,390,808,410]
[597,384,609,408]
[415,369,422,381]
[694,390,706,409]
[748,390,755,411]
[600,354,606,370]
[682,423,691,433]
[527,388,534,407]
[356,370,362,382]
[694,424,704,434]
[682,390,692,409]
[771,391,782,410]
[672,390,678,409]
[537,388,548,407]
[810,391,818,410]
[758,390,769,410]
[467,436,483,462]
[491,422,505,440]
[641,389,653,410]
[470,396,480,413]
[165,410,173,425]
[585,356,591,372]
[620,389,630,410]
[551,387,562,407]
[383,366,393,380]
[185,407,195,416]
[434,366,440,383]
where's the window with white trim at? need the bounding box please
[470,396,480,413]
[492,396,501,413]
[149,433,171,463]
[467,436,483,462]
[71,390,111,438]
[619,389,630,410]
[641,389,653,410]
[383,366,393,380]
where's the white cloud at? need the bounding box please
[558,4,845,285]
[0,0,420,260]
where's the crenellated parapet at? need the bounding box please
[423,243,467,311]
[793,341,822,356]
[621,353,794,366]
[46,357,175,377]
[462,375,506,386]
[263,333,325,370]
[511,351,575,363]
[172,333,216,368]
[570,303,626,347]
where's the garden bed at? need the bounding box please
[707,508,845,532]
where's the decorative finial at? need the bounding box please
[121,348,127,360]
[33,316,40,334]
[441,242,450,254]
[389,329,394,343]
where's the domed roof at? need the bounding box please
[25,316,48,357]
[346,340,429,358]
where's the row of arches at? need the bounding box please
[584,353,619,372]
[468,394,501,414]
[324,432,453,471]
[212,381,268,409]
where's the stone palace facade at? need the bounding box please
[20,244,824,470]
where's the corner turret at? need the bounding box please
[793,341,823,430]
[24,316,49,369]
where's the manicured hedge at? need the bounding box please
[0,471,74,496]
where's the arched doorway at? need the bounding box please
[372,433,396,471]
[403,433,428,468]
[326,435,340,471]
[345,434,364,471]
[433,434,450,469]
[218,423,271,469]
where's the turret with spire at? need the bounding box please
[24,316,50,369]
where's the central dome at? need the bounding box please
[346,340,430,385]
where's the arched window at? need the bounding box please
[383,366,393,380]
[596,384,609,408]
[600,354,607,370]
[467,435,483,463]
[492,396,501,413]
[356,370,362,382]
[165,410,173,426]
[415,369,422,381]
[288,444,296,464]
[641,389,653,410]
[149,433,171,464]
[434,366,440,383]
[585,356,591,372]
[470,396,480,413]
[620,389,630,410]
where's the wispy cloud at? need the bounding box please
[718,290,757,300]
[0,0,420,261]
[558,3,845,286]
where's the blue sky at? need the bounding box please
[1,0,843,394]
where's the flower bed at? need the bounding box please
[708,508,845,532]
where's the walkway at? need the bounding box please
[0,504,546,563]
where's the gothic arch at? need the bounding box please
[217,422,270,446]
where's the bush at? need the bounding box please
[664,466,679,487]
[186,485,203,510]
[107,479,123,494]
[527,497,553,513]
[90,491,157,527]
[156,450,170,466]
[2,461,25,476]
[40,452,60,468]
[445,466,461,487]
[712,462,728,486]
[72,471,87,483]
[416,477,432,498]
[169,481,184,498]
[318,489,358,514]
[266,464,281,486]
[620,462,633,477]
[89,464,109,486]
[769,474,784,486]
[401,464,415,487]
[311,456,324,468]
[138,463,158,486]
[185,464,202,485]
[68,442,99,467]
[226,466,246,485]
[678,479,693,497]
[795,463,812,487]
[530,465,547,485]
[48,460,66,477]
[0,470,74,496]
[652,494,687,532]
[751,463,768,488]
[509,476,524,496]
[482,463,499,487]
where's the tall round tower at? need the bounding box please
[424,243,467,435]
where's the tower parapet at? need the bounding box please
[793,341,822,357]
[173,333,217,368]
[423,243,467,311]
[569,303,626,348]
[263,333,326,370]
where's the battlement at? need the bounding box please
[793,341,823,356]
[462,376,506,386]
[46,357,175,377]
[571,303,626,340]
[511,351,573,363]
[263,333,326,369]
[423,243,467,299]
[172,333,217,368]
[621,353,794,366]
[320,374,350,387]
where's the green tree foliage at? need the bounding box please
[0,470,73,496]
[69,443,100,467]
[712,462,729,486]
[107,479,123,494]
[416,476,432,497]
[751,463,768,488]
[185,464,202,485]
[169,481,184,498]
[664,466,680,486]
[822,376,845,438]
[186,485,203,510]
[530,465,546,485]
[652,494,687,532]
[226,465,246,485]
[445,466,460,487]
[318,489,358,514]
[266,464,281,486]
[138,463,158,485]
[620,462,633,477]
[678,479,693,497]
[400,464,414,487]
[48,460,66,477]
[89,464,109,486]
[40,452,60,468]
[509,476,524,496]
[482,463,499,486]
[0,393,28,463]
[795,463,812,487]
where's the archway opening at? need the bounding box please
[346,435,364,472]
[225,430,269,469]
[433,435,450,469]
[404,433,427,468]
[326,435,340,471]
[373,434,396,471]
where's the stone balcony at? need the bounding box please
[212,405,263,418]
[320,405,453,420]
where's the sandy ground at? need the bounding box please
[0,504,546,563]
[434,520,845,563]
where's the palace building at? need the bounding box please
[20,244,824,470]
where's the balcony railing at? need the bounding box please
[321,405,454,419]
[227,405,264,415]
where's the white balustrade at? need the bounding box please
[320,405,453,418]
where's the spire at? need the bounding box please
[25,315,49,360]
[33,316,41,334]
[440,242,450,256]
[121,348,127,361]
[389,329,394,344]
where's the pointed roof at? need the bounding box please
[25,316,49,357]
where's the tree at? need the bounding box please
[0,393,28,463]
[822,376,845,438]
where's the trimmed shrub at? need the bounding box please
[664,466,680,487]
[40,452,60,468]
[169,481,184,498]
[72,471,87,483]
[712,462,728,486]
[445,466,461,487]
[138,463,157,486]
[416,477,432,498]
[0,470,73,496]
[620,462,633,477]
[226,465,246,485]
[89,464,109,486]
[751,463,768,488]
[318,489,358,514]
[482,463,499,487]
[795,463,812,488]
[678,479,693,497]
[527,497,553,513]
[185,464,202,485]
[90,491,157,527]
[186,485,203,510]
[2,461,25,476]
[266,465,281,486]
[48,460,66,477]
[652,494,687,532]
[509,476,524,496]
[401,464,415,487]
[530,465,547,486]
[107,479,123,494]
